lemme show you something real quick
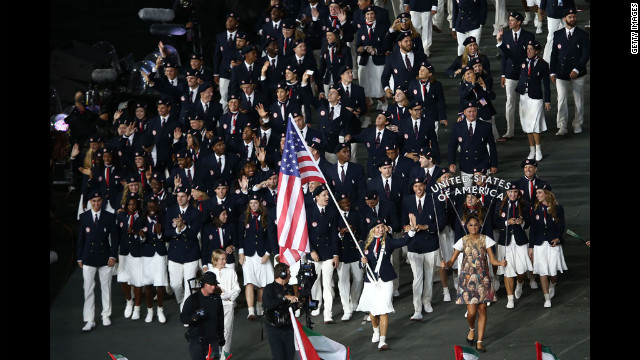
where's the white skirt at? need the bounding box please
[141,254,169,286]
[496,236,533,277]
[519,93,547,133]
[439,226,456,269]
[242,254,274,288]
[356,280,394,316]
[126,255,145,287]
[116,254,129,283]
[357,57,384,98]
[532,241,568,277]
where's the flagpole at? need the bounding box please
[286,115,377,283]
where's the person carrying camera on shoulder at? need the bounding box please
[262,262,299,360]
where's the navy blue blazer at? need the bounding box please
[361,234,412,282]
[337,208,365,263]
[265,98,302,134]
[319,43,353,86]
[213,31,239,79]
[401,194,444,253]
[306,204,340,261]
[201,222,237,266]
[338,81,368,121]
[240,89,269,125]
[404,0,438,11]
[259,55,288,98]
[358,198,401,233]
[447,119,498,174]
[398,116,440,163]
[391,154,417,179]
[387,104,412,128]
[354,21,388,66]
[238,210,274,257]
[326,161,368,202]
[515,57,551,102]
[298,4,329,50]
[367,174,408,213]
[351,5,391,36]
[498,29,535,80]
[410,165,443,192]
[350,127,398,176]
[181,100,223,132]
[452,0,487,33]
[407,79,447,122]
[381,50,426,91]
[139,213,168,257]
[446,54,492,78]
[116,212,145,256]
[458,80,497,120]
[164,205,202,263]
[91,165,124,211]
[494,199,530,246]
[146,115,181,171]
[529,203,565,247]
[217,111,253,144]
[77,210,119,267]
[549,26,590,80]
[229,61,263,99]
[513,176,548,208]
[540,0,576,19]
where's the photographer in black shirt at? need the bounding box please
[263,263,299,360]
[180,272,225,360]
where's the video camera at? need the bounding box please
[294,262,319,329]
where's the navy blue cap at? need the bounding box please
[364,190,379,200]
[409,100,423,109]
[462,101,478,110]
[163,62,177,68]
[151,172,165,182]
[384,143,398,151]
[521,158,538,167]
[564,7,577,17]
[175,185,190,194]
[88,191,102,200]
[275,82,289,91]
[336,192,350,200]
[396,12,411,20]
[88,134,102,143]
[378,110,393,122]
[328,84,344,97]
[281,18,295,29]
[411,176,425,185]
[157,98,171,107]
[312,184,328,197]
[419,60,435,73]
[241,45,257,55]
[463,36,477,46]
[377,157,393,168]
[509,11,524,22]
[334,142,350,154]
[527,40,542,50]
[226,12,240,20]
[534,183,552,191]
[339,65,352,76]
[506,183,520,191]
[214,179,229,188]
[396,31,412,42]
[240,78,255,85]
[191,181,206,192]
[189,53,203,60]
[185,68,200,77]
[285,64,299,74]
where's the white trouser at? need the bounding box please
[411,11,434,53]
[491,0,507,32]
[168,259,200,312]
[336,261,364,314]
[311,259,336,319]
[350,40,358,79]
[219,78,231,113]
[556,76,586,130]
[456,26,482,56]
[324,152,337,164]
[543,17,566,63]
[504,78,519,137]
[391,0,405,18]
[481,115,500,141]
[434,0,453,29]
[221,302,235,354]
[82,265,113,322]
[408,251,437,311]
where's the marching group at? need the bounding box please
[68,0,587,358]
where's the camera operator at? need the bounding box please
[180,272,225,360]
[263,263,298,360]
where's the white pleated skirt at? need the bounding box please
[357,57,384,98]
[496,236,533,277]
[356,280,394,316]
[116,254,129,283]
[439,226,456,269]
[141,254,169,286]
[519,93,547,133]
[242,254,274,288]
[532,241,568,277]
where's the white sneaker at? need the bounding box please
[574,126,582,134]
[523,12,532,25]
[393,289,400,297]
[443,290,451,302]
[464,310,468,318]
[102,317,111,327]
[423,302,433,313]
[256,302,264,316]
[295,309,301,317]
[410,312,423,321]
[157,307,166,323]
[549,283,556,299]
[378,340,389,350]
[82,321,96,332]
[514,282,523,299]
[132,306,141,320]
[372,330,380,343]
[124,299,134,318]
[492,278,500,291]
[527,147,536,159]
[529,280,539,289]
[535,150,543,162]
[341,312,352,321]
[536,26,543,34]
[311,309,321,317]
[555,128,568,136]
[506,299,514,309]
[544,300,551,308]
[145,308,154,323]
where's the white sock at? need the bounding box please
[379,335,386,343]
[373,326,380,334]
[507,295,514,301]
[544,294,550,301]
[248,307,255,315]
[535,144,542,151]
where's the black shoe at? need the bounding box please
[466,329,475,345]
[476,341,486,353]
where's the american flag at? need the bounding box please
[277,115,326,265]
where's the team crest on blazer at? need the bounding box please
[522,63,526,69]
[393,69,398,74]
[120,222,124,228]
[86,227,91,233]
[143,227,148,232]
[501,212,506,218]
[152,130,157,135]
[274,113,278,118]
[236,189,241,194]
[413,89,418,95]
[557,44,561,49]
[220,46,224,51]
[246,224,250,229]
[458,137,463,142]
[364,249,369,255]
[209,234,213,240]
[98,176,103,181]
[223,123,228,129]
[210,170,214,175]
[312,222,318,227]
[366,142,370,148]
[404,134,409,139]
[506,44,510,49]
[361,35,366,40]
[536,215,540,220]
[320,110,326,116]
[262,201,267,206]
[365,218,370,223]
[181,96,185,102]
